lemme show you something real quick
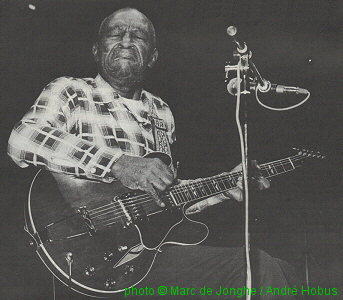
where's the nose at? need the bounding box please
[121,31,132,48]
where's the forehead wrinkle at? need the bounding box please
[98,8,156,47]
[106,23,149,34]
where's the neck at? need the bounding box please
[114,84,143,100]
[100,72,143,100]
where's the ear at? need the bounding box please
[92,42,99,62]
[148,48,158,68]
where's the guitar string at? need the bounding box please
[88,154,306,221]
[91,172,242,225]
[88,169,242,216]
[90,154,307,229]
[91,177,237,225]
[88,153,303,216]
[88,154,305,216]
[91,169,243,218]
[91,155,308,227]
[42,154,313,232]
[94,165,306,229]
[88,154,310,224]
[95,161,302,229]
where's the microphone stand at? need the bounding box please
[225,28,266,300]
[225,26,312,299]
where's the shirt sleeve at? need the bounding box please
[7,77,123,182]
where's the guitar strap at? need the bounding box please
[147,96,172,156]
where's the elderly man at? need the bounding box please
[8,7,301,299]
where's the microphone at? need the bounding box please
[268,83,309,94]
[257,81,309,94]
[227,78,309,95]
[226,26,309,96]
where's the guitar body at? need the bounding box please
[24,148,323,297]
[25,170,208,297]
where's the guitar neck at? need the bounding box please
[166,154,303,207]
[85,149,322,230]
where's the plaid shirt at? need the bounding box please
[7,75,176,182]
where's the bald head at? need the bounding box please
[92,7,159,96]
[98,8,156,48]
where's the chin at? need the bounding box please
[106,64,143,83]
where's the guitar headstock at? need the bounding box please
[292,148,326,161]
[293,148,325,166]
[279,148,326,170]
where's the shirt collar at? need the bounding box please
[95,74,152,125]
[95,74,148,102]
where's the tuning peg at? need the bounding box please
[292,148,325,159]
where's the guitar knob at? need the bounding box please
[103,250,114,261]
[85,265,96,276]
[125,265,134,276]
[104,278,116,290]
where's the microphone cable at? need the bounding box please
[255,83,310,111]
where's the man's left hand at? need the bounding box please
[185,161,270,215]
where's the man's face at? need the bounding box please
[94,9,157,87]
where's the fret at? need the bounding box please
[169,191,179,206]
[220,176,231,190]
[198,184,209,197]
[177,185,192,204]
[173,188,183,204]
[181,185,191,204]
[183,186,195,201]
[212,179,221,192]
[172,186,186,204]
[215,176,228,191]
[202,180,213,195]
[288,158,295,169]
[194,183,207,198]
[274,163,286,174]
[228,174,237,188]
[268,164,278,175]
[190,186,199,198]
[283,161,294,171]
[205,180,216,194]
[264,167,272,177]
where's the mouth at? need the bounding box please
[105,46,144,76]
[114,48,137,60]
[114,55,135,61]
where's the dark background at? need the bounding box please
[1,0,342,299]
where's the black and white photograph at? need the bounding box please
[1,1,342,299]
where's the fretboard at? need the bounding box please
[87,150,323,230]
[166,154,303,207]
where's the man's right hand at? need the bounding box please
[111,155,175,207]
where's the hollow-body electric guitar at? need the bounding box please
[24,149,324,298]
